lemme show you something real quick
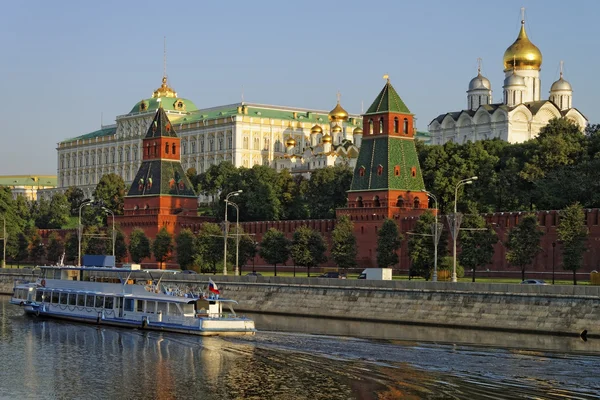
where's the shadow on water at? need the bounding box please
[1,297,600,399]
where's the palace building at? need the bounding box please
[428,16,587,144]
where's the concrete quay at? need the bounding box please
[2,269,598,337]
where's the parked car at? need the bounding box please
[246,271,262,276]
[319,272,347,279]
[181,270,198,274]
[520,279,547,285]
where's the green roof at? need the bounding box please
[127,160,196,198]
[129,97,198,114]
[0,175,57,187]
[62,126,117,143]
[365,81,411,115]
[145,108,178,138]
[349,137,425,192]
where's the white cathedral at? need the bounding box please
[428,18,587,144]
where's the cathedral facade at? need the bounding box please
[428,18,587,145]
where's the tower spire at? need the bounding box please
[477,57,482,74]
[163,36,167,78]
[560,60,564,79]
[521,6,525,23]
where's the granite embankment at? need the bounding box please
[2,269,599,336]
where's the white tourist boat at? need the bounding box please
[9,265,255,336]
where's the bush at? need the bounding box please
[438,256,465,278]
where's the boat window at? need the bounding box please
[105,297,114,310]
[59,293,68,305]
[86,295,95,308]
[51,291,59,304]
[95,296,104,308]
[53,270,61,279]
[115,297,123,310]
[182,304,195,316]
[35,291,43,302]
[146,301,156,314]
[77,294,85,306]
[168,303,182,316]
[136,300,144,312]
[124,299,134,312]
[68,293,77,306]
[157,302,167,315]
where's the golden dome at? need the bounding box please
[328,101,349,122]
[503,20,542,71]
[332,125,342,133]
[310,124,323,134]
[353,127,363,135]
[152,76,178,98]
[322,134,332,144]
[285,136,296,147]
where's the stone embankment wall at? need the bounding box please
[2,269,598,337]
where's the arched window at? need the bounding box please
[379,118,384,134]
[396,196,404,207]
[147,145,150,156]
[165,142,169,154]
[357,196,363,207]
[172,143,176,154]
[403,118,409,134]
[369,119,373,134]
[413,197,420,208]
[377,165,383,176]
[154,143,158,156]
[394,166,400,176]
[358,166,365,177]
[411,167,417,177]
[374,196,380,207]
[394,117,399,133]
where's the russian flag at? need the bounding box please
[208,279,220,295]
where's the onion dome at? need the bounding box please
[468,72,491,90]
[353,127,363,135]
[332,125,342,133]
[285,136,296,148]
[550,73,572,92]
[152,76,178,98]
[503,20,542,71]
[310,124,323,135]
[328,101,349,122]
[322,134,332,144]
[503,72,526,87]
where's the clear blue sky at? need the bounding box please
[1,0,598,175]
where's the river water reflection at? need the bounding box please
[1,297,599,399]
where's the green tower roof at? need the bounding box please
[365,80,411,115]
[145,107,178,138]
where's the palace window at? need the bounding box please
[254,137,260,150]
[133,146,138,160]
[369,119,373,134]
[165,143,169,154]
[200,139,204,152]
[379,118,384,134]
[126,148,130,162]
[191,141,196,153]
[172,143,176,154]
[394,117,399,133]
[182,142,187,155]
[218,138,223,151]
[209,139,214,152]
[228,136,232,149]
[403,118,409,134]
[118,149,123,162]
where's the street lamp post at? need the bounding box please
[223,190,242,275]
[229,201,240,276]
[424,191,439,282]
[552,242,556,284]
[78,200,93,266]
[452,176,478,282]
[1,215,6,269]
[102,207,115,259]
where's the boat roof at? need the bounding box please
[38,265,182,274]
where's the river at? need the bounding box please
[1,296,599,399]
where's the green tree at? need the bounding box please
[93,173,127,216]
[237,234,258,274]
[46,232,65,265]
[152,227,174,269]
[259,228,290,276]
[65,186,85,216]
[48,193,70,228]
[195,222,224,273]
[506,214,543,281]
[64,233,79,264]
[32,197,51,228]
[197,162,237,204]
[84,226,108,255]
[376,219,402,269]
[331,215,357,271]
[114,229,128,263]
[437,256,465,279]
[458,213,497,282]
[15,232,30,266]
[28,232,46,265]
[128,228,151,264]
[176,229,197,270]
[290,226,328,277]
[303,166,353,219]
[557,203,588,285]
[407,211,448,280]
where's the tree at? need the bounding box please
[407,211,448,280]
[128,228,151,264]
[376,219,402,269]
[64,233,79,264]
[114,229,128,263]
[176,229,197,270]
[65,186,85,216]
[48,193,70,228]
[506,214,543,281]
[290,226,327,277]
[46,232,65,265]
[93,173,126,216]
[303,166,353,219]
[84,226,108,255]
[557,203,588,285]
[458,213,497,282]
[237,234,257,273]
[152,227,174,269]
[28,232,46,265]
[32,197,51,228]
[15,232,30,266]
[195,222,224,273]
[259,228,290,276]
[331,215,357,271]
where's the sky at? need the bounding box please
[1,0,598,175]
